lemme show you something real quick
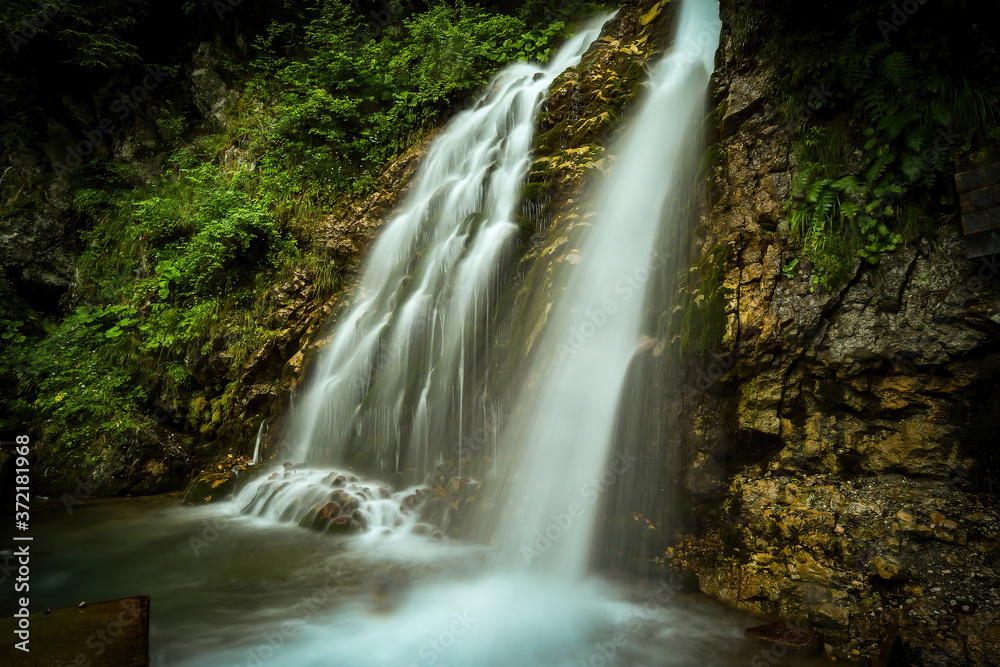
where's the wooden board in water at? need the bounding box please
[960,182,1000,216]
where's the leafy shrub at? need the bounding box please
[737,0,1000,289]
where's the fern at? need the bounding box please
[862,41,889,68]
[831,175,861,193]
[749,0,998,289]
[881,51,916,89]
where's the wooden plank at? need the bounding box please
[962,208,1000,235]
[0,596,149,666]
[960,182,1000,214]
[955,163,1000,193]
[964,230,1000,259]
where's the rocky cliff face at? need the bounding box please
[663,2,1000,664]
[212,133,433,458]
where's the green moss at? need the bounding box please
[671,244,734,358]
[706,98,728,135]
[521,181,549,201]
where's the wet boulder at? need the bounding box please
[299,501,348,531]
[321,501,342,520]
[182,471,238,505]
[340,494,360,513]
[328,515,357,533]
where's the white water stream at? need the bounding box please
[173,3,779,666]
[282,15,614,476]
[0,4,836,666]
[495,0,721,576]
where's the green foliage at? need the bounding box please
[24,305,150,453]
[0,0,147,68]
[0,317,27,345]
[736,0,1000,289]
[95,162,285,287]
[4,154,298,452]
[241,0,595,198]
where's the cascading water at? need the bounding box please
[229,14,614,533]
[493,0,721,576]
[282,15,614,478]
[250,419,267,465]
[18,5,837,667]
[181,4,751,666]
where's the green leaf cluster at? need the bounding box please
[241,0,589,197]
[735,0,1000,289]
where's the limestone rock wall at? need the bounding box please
[666,2,1000,664]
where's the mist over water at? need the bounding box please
[212,3,735,665]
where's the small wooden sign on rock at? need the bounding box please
[955,162,1000,258]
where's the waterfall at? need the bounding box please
[232,15,614,531]
[493,0,721,576]
[250,419,267,465]
[182,4,733,666]
[282,14,615,477]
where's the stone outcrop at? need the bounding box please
[662,1,1000,664]
[492,0,677,388]
[165,3,1000,661]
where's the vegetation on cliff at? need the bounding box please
[0,0,615,489]
[729,0,1000,289]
